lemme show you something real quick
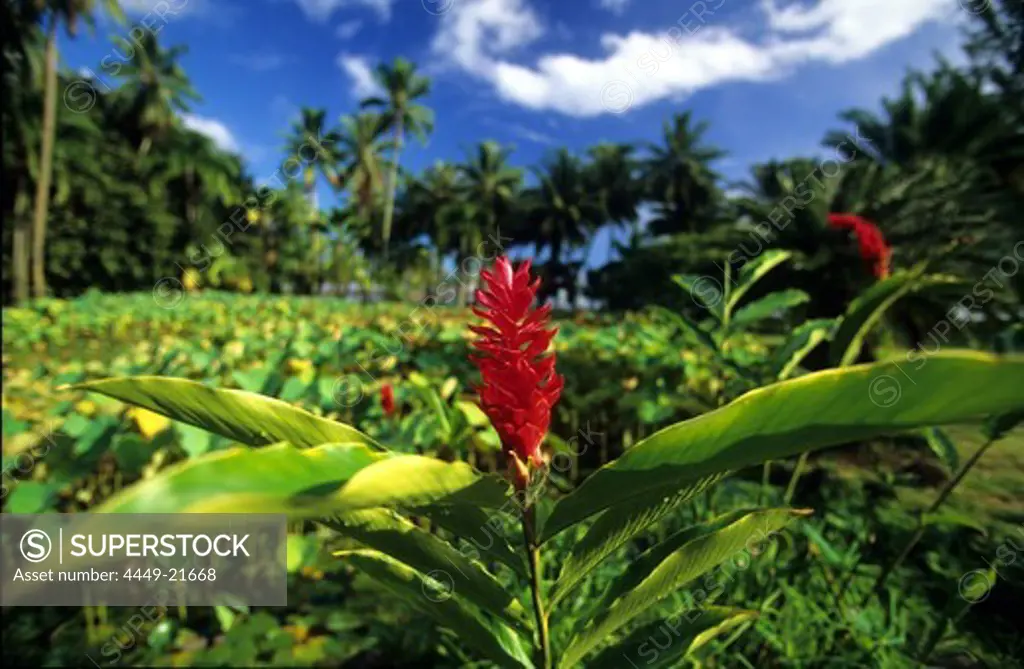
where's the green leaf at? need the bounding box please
[585,607,758,669]
[286,534,320,573]
[648,306,752,382]
[829,267,939,367]
[671,274,723,320]
[409,373,453,438]
[420,504,527,578]
[559,509,809,667]
[727,249,793,313]
[175,422,214,458]
[983,410,1024,441]
[92,442,385,514]
[587,509,800,619]
[4,482,60,513]
[648,305,718,356]
[769,319,835,380]
[921,427,959,473]
[729,289,810,329]
[549,475,727,609]
[542,352,1024,541]
[338,549,533,668]
[93,445,512,516]
[324,509,530,631]
[326,455,512,511]
[920,510,988,536]
[70,376,383,450]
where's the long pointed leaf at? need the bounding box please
[420,504,527,578]
[332,455,512,510]
[69,376,383,450]
[585,607,758,669]
[727,249,793,313]
[93,442,386,514]
[93,446,511,516]
[769,318,835,380]
[671,274,723,320]
[543,352,1024,541]
[339,550,533,668]
[586,509,800,617]
[323,509,529,631]
[729,289,809,329]
[548,474,727,609]
[559,509,809,667]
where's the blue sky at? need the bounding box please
[60,0,970,266]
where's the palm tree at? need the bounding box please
[961,0,1023,117]
[113,31,199,158]
[525,149,603,306]
[283,108,341,292]
[403,161,464,286]
[284,107,340,212]
[587,142,641,234]
[29,0,124,299]
[332,112,392,221]
[3,0,44,302]
[643,112,727,236]
[361,57,433,261]
[160,126,242,241]
[454,141,522,305]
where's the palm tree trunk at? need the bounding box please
[186,167,197,236]
[456,236,470,307]
[381,116,404,262]
[576,232,600,311]
[12,179,31,303]
[30,21,58,299]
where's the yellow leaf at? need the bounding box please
[129,407,171,440]
[440,377,458,400]
[287,358,313,374]
[75,400,97,417]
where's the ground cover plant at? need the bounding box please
[4,271,1023,667]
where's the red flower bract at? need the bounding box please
[828,213,892,279]
[381,384,396,417]
[470,257,563,475]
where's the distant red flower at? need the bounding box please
[828,213,891,279]
[470,257,563,485]
[381,384,396,417]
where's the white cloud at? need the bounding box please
[337,54,385,99]
[336,19,363,39]
[431,0,958,117]
[599,0,631,15]
[431,0,544,75]
[180,113,240,152]
[293,0,393,22]
[229,53,294,72]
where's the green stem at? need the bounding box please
[522,505,551,669]
[760,460,772,505]
[861,436,997,607]
[783,452,809,504]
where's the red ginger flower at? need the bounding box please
[827,213,892,279]
[381,383,396,417]
[470,257,563,479]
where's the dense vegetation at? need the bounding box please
[3,1,1022,317]
[2,0,1023,667]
